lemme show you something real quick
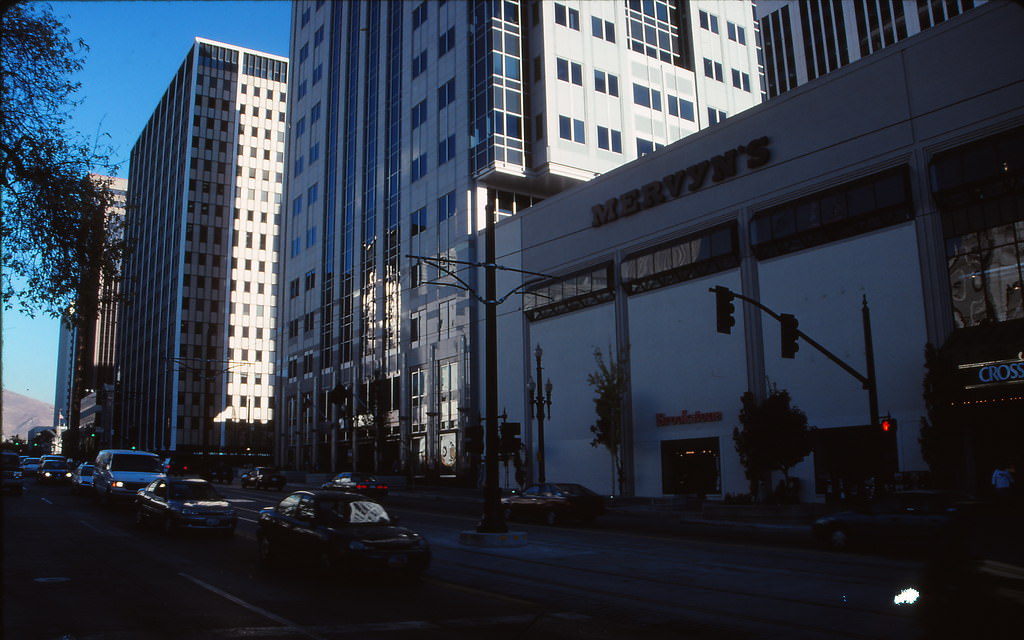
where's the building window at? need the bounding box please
[596,126,622,153]
[594,70,619,96]
[731,69,751,92]
[632,83,662,111]
[411,153,428,182]
[410,206,427,236]
[437,190,456,223]
[699,10,719,34]
[437,77,455,110]
[438,26,455,56]
[438,134,456,165]
[703,58,724,82]
[556,58,582,86]
[667,95,695,121]
[727,21,746,44]
[554,3,579,30]
[411,1,427,30]
[558,115,585,144]
[412,49,428,78]
[626,0,680,63]
[707,108,726,125]
[411,99,427,130]
[591,16,615,42]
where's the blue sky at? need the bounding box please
[2,1,291,407]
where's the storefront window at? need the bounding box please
[946,222,1024,327]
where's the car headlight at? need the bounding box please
[65,472,73,478]
[44,472,52,477]
[348,540,370,551]
[113,481,124,488]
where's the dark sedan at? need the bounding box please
[812,490,974,551]
[502,482,607,525]
[240,467,287,490]
[36,460,73,484]
[257,490,430,580]
[320,472,389,500]
[135,477,237,535]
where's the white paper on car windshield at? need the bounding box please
[349,500,389,524]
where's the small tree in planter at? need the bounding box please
[587,345,629,496]
[733,386,812,503]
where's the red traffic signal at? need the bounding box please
[880,417,897,432]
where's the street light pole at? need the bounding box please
[527,345,552,484]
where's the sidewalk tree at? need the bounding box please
[732,386,811,502]
[1,1,126,321]
[587,345,629,495]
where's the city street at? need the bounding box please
[3,482,925,639]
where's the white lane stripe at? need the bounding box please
[41,498,53,505]
[79,520,102,533]
[238,515,259,523]
[178,572,327,640]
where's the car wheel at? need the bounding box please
[829,528,849,550]
[544,510,558,526]
[99,488,111,507]
[163,514,176,536]
[257,532,275,564]
[135,507,146,527]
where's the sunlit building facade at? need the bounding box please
[279,0,764,476]
[118,39,288,455]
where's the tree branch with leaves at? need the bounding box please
[587,345,629,496]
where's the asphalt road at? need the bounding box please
[3,481,927,639]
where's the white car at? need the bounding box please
[71,463,95,495]
[93,449,165,505]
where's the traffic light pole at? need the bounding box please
[711,288,879,426]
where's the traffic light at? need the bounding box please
[499,422,521,456]
[714,286,736,334]
[780,313,799,358]
[879,416,897,433]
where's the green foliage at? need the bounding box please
[1,1,126,322]
[587,345,629,494]
[732,386,812,496]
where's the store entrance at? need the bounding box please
[660,437,720,496]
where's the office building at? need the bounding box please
[280,1,764,476]
[54,174,127,452]
[118,39,288,455]
[757,0,987,98]
[487,0,1022,498]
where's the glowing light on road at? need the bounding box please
[894,588,920,605]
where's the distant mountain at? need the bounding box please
[2,390,55,441]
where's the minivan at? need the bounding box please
[93,449,164,504]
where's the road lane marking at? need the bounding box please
[178,572,327,640]
[238,515,259,523]
[41,498,53,505]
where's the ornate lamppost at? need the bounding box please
[527,344,553,484]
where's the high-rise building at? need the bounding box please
[756,0,986,99]
[117,39,288,456]
[280,1,763,477]
[54,174,127,451]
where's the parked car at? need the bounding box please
[203,464,234,484]
[257,490,430,579]
[20,458,42,475]
[2,451,24,495]
[36,460,73,484]
[70,463,95,495]
[502,482,607,525]
[135,477,237,536]
[240,467,287,490]
[811,490,975,550]
[93,449,165,505]
[320,472,389,500]
[40,455,66,465]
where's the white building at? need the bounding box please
[484,0,1024,499]
[118,39,288,455]
[279,0,764,476]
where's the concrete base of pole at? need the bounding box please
[458,530,529,547]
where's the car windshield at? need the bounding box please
[169,483,222,500]
[41,461,68,470]
[553,483,597,496]
[319,499,391,524]
[80,466,94,476]
[111,454,163,473]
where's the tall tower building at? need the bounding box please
[757,0,986,99]
[280,1,763,476]
[118,39,288,455]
